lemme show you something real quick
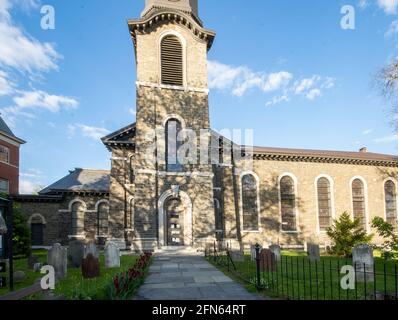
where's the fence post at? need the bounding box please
[255,243,261,289]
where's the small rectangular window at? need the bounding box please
[0,145,9,164]
[0,179,9,194]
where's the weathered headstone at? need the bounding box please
[47,243,67,279]
[33,263,42,273]
[259,249,276,272]
[84,241,99,259]
[352,244,374,283]
[250,245,262,261]
[229,250,244,262]
[27,255,39,270]
[269,244,281,262]
[82,253,100,279]
[68,240,85,268]
[307,243,321,262]
[105,241,120,268]
[13,271,26,283]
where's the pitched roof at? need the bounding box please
[101,123,135,151]
[0,116,25,144]
[39,168,110,195]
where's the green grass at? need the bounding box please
[0,250,47,297]
[208,251,398,300]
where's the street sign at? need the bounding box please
[0,277,6,288]
[0,262,6,273]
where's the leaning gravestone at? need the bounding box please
[229,250,244,262]
[47,243,68,279]
[259,249,276,272]
[84,241,99,259]
[82,253,100,279]
[269,245,281,262]
[105,241,120,268]
[27,255,39,270]
[352,244,374,283]
[68,240,85,268]
[307,243,321,262]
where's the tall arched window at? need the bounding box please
[385,180,397,225]
[161,35,183,86]
[130,198,135,230]
[317,177,332,231]
[166,119,183,172]
[97,202,109,236]
[241,174,259,231]
[71,201,85,236]
[352,178,366,229]
[280,176,297,232]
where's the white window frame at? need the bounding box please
[314,174,336,234]
[0,145,9,164]
[382,177,398,223]
[0,178,9,194]
[349,176,370,233]
[278,173,300,234]
[239,171,261,233]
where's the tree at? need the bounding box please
[12,203,31,258]
[371,217,398,260]
[327,212,373,258]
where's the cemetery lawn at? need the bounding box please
[53,254,140,300]
[208,251,398,300]
[0,250,47,297]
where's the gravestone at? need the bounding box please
[229,250,244,262]
[307,243,321,262]
[105,241,120,268]
[47,243,67,279]
[27,255,39,270]
[68,240,85,268]
[33,263,42,273]
[13,271,26,283]
[250,245,262,261]
[352,244,374,283]
[84,241,99,259]
[259,249,276,272]
[269,245,281,262]
[82,253,100,279]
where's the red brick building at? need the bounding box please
[0,116,25,195]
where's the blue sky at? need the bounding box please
[1,0,398,193]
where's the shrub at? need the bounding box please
[12,203,31,258]
[327,212,373,258]
[106,252,152,300]
[371,217,398,260]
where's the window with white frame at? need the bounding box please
[385,180,397,226]
[317,177,332,231]
[352,179,366,229]
[0,179,9,194]
[280,176,297,232]
[71,202,85,236]
[0,145,9,164]
[241,174,259,231]
[161,35,183,86]
[97,202,109,236]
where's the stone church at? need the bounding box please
[16,0,398,251]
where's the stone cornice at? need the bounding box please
[128,8,216,51]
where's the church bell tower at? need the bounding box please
[127,0,217,250]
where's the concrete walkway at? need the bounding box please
[135,249,262,300]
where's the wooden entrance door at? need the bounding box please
[31,223,44,246]
[166,198,184,246]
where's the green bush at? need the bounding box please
[327,212,373,258]
[371,217,398,260]
[12,203,31,258]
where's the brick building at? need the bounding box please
[15,0,398,251]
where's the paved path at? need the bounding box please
[135,252,262,300]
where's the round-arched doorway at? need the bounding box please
[165,197,185,246]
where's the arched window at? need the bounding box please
[71,201,85,236]
[352,179,366,229]
[166,119,183,172]
[161,35,183,86]
[97,202,109,236]
[29,214,46,246]
[385,180,397,225]
[280,176,297,232]
[129,156,135,184]
[317,177,332,231]
[241,174,259,231]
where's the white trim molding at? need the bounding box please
[239,171,261,233]
[136,81,209,94]
[382,177,398,222]
[349,176,370,233]
[28,213,47,225]
[278,172,300,234]
[314,174,336,235]
[94,199,110,211]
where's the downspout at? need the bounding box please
[231,143,242,250]
[154,89,160,249]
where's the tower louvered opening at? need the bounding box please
[161,36,184,86]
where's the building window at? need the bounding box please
[352,178,366,229]
[280,176,297,232]
[161,35,183,86]
[31,223,44,246]
[0,179,9,194]
[317,177,332,231]
[129,156,135,184]
[97,202,109,236]
[130,198,134,230]
[0,145,9,164]
[385,180,397,225]
[166,119,183,172]
[241,174,259,231]
[71,201,85,236]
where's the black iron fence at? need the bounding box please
[205,242,398,300]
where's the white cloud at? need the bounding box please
[19,179,41,194]
[13,90,78,112]
[69,124,110,141]
[294,76,334,101]
[377,0,398,14]
[306,88,322,100]
[385,20,398,37]
[262,72,293,92]
[0,70,13,96]
[265,94,290,107]
[129,108,136,116]
[362,128,374,135]
[359,0,369,8]
[373,134,398,143]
